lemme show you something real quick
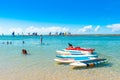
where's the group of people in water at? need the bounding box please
[22,35,42,55]
[2,41,12,44]
[1,35,43,55]
[2,41,25,45]
[1,41,28,55]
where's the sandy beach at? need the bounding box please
[0,64,120,80]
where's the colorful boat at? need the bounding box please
[65,43,95,54]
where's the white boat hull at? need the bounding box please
[70,58,106,68]
[64,49,92,54]
[54,57,97,64]
[56,54,97,58]
[54,58,75,63]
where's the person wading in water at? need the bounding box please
[40,35,43,45]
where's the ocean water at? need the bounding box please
[0,35,120,80]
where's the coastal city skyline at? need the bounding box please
[0,0,120,35]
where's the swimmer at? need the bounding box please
[22,41,25,44]
[40,35,43,44]
[10,42,12,44]
[7,41,9,44]
[22,49,28,55]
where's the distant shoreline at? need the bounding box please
[1,34,120,36]
[43,34,120,36]
[65,34,120,36]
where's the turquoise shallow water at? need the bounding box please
[0,35,120,80]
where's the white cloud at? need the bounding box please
[45,26,69,32]
[0,27,4,34]
[107,24,120,32]
[9,28,23,33]
[95,25,100,32]
[78,25,92,32]
[25,26,40,33]
[0,26,69,35]
[25,26,69,34]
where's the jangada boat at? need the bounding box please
[66,43,95,54]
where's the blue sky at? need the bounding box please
[0,0,120,35]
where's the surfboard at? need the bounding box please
[56,54,98,58]
[54,57,97,64]
[56,50,71,55]
[54,58,75,63]
[56,50,83,55]
[64,49,93,54]
[70,58,106,68]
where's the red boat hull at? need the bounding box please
[66,47,95,53]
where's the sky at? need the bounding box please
[0,0,120,35]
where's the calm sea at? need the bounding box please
[0,35,120,80]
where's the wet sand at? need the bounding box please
[0,63,120,80]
